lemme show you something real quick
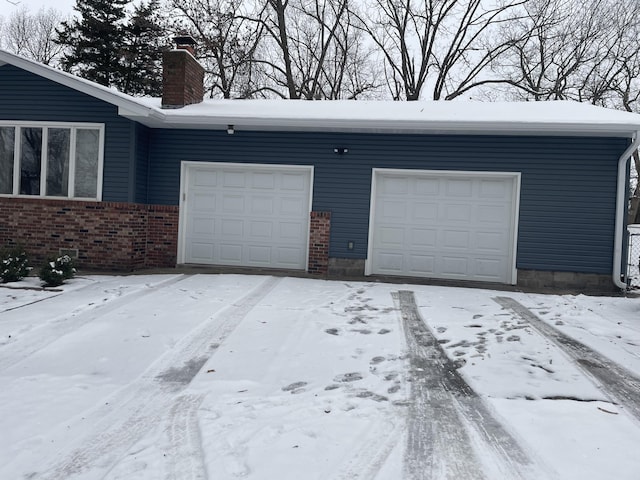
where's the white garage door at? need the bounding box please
[180,163,312,270]
[367,169,519,284]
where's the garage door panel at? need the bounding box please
[277,247,304,266]
[443,229,470,249]
[474,258,505,279]
[279,222,305,241]
[409,228,437,248]
[414,178,439,195]
[281,173,306,191]
[220,219,243,237]
[444,204,472,222]
[371,171,517,283]
[222,195,245,214]
[477,204,509,223]
[441,256,469,276]
[446,179,473,196]
[251,196,274,215]
[193,192,216,212]
[193,170,217,187]
[377,252,404,271]
[219,244,242,263]
[379,227,404,247]
[280,197,306,216]
[222,171,246,187]
[476,231,506,252]
[380,199,407,219]
[248,245,271,264]
[190,242,215,262]
[408,254,436,274]
[381,176,409,195]
[182,164,311,269]
[480,179,509,197]
[249,221,272,239]
[412,202,438,221]
[189,216,215,236]
[253,172,275,189]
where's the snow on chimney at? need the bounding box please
[162,36,204,109]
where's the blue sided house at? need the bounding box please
[1,43,639,291]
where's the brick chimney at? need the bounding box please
[162,36,205,109]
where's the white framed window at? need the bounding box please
[0,122,104,200]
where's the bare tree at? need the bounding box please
[1,6,67,65]
[494,0,639,103]
[352,0,526,101]
[256,0,380,99]
[167,0,265,99]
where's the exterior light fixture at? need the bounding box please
[227,125,235,134]
[334,147,348,154]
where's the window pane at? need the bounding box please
[46,128,71,196]
[20,127,42,195]
[75,129,99,198]
[0,127,15,194]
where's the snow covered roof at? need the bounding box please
[133,97,640,137]
[3,48,640,137]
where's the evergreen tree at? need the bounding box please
[56,0,167,96]
[56,0,128,87]
[118,0,167,96]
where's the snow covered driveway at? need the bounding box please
[1,274,639,480]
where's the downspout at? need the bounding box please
[613,131,640,290]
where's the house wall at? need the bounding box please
[0,65,174,269]
[0,63,631,285]
[0,64,141,202]
[147,129,627,277]
[0,197,178,270]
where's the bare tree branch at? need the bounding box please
[1,5,67,65]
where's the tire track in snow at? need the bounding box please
[331,419,403,480]
[0,274,189,372]
[494,296,640,421]
[0,290,64,313]
[395,291,539,480]
[165,394,207,480]
[36,275,282,480]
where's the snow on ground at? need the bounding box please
[0,274,639,480]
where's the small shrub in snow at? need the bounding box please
[56,254,76,280]
[39,255,76,287]
[1,246,30,283]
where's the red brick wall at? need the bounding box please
[308,211,331,275]
[0,197,178,271]
[162,49,204,108]
[146,206,180,268]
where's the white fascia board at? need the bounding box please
[130,113,639,137]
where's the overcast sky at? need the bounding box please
[4,0,77,16]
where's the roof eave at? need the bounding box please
[122,113,640,137]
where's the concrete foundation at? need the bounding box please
[328,258,366,277]
[516,269,617,293]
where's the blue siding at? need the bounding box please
[148,129,626,275]
[134,124,150,203]
[0,63,137,202]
